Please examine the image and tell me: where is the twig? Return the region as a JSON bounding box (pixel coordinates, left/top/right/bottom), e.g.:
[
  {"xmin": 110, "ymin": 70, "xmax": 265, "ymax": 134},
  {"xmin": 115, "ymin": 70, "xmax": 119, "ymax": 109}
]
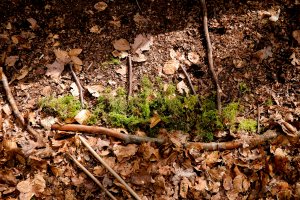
[
  {"xmin": 51, "ymin": 124, "xmax": 165, "ymax": 144},
  {"xmin": 87, "ymin": 61, "xmax": 93, "ymax": 71},
  {"xmin": 128, "ymin": 54, "xmax": 133, "ymax": 97},
  {"xmin": 79, "ymin": 136, "xmax": 142, "ymax": 200},
  {"xmin": 257, "ymin": 104, "xmax": 260, "ymax": 134},
  {"xmin": 0, "ymin": 67, "xmax": 45, "ymax": 145},
  {"xmin": 200, "ymin": 0, "xmax": 222, "ymax": 114},
  {"xmin": 135, "ymin": 0, "xmax": 142, "ymax": 12},
  {"xmin": 180, "ymin": 65, "xmax": 197, "ymax": 95},
  {"xmin": 70, "ymin": 64, "xmax": 84, "ymax": 108},
  {"xmin": 186, "ymin": 130, "xmax": 277, "ymax": 151},
  {"xmin": 68, "ymin": 153, "xmax": 117, "ymax": 200}
]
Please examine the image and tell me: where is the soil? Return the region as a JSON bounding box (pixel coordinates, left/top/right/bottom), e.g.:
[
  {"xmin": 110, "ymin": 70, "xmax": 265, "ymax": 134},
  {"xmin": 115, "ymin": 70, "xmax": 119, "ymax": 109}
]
[{"xmin": 0, "ymin": 0, "xmax": 300, "ymax": 199}]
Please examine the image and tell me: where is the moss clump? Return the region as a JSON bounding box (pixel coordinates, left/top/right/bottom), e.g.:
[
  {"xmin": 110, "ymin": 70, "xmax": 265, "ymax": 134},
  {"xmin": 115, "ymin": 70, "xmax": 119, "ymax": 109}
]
[
  {"xmin": 239, "ymin": 82, "xmax": 250, "ymax": 93},
  {"xmin": 40, "ymin": 95, "xmax": 81, "ymax": 120},
  {"xmin": 238, "ymin": 119, "xmax": 257, "ymax": 132},
  {"xmin": 222, "ymin": 102, "xmax": 239, "ymax": 125}
]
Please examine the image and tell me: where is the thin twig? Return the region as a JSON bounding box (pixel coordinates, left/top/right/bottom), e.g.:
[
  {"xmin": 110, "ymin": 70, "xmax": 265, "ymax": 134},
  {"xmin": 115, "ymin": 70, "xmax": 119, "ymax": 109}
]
[
  {"xmin": 68, "ymin": 153, "xmax": 117, "ymax": 200},
  {"xmin": 180, "ymin": 65, "xmax": 197, "ymax": 95},
  {"xmin": 51, "ymin": 124, "xmax": 165, "ymax": 144},
  {"xmin": 257, "ymin": 104, "xmax": 260, "ymax": 134},
  {"xmin": 187, "ymin": 130, "xmax": 277, "ymax": 151},
  {"xmin": 0, "ymin": 67, "xmax": 45, "ymax": 145},
  {"xmin": 200, "ymin": 0, "xmax": 222, "ymax": 114},
  {"xmin": 70, "ymin": 64, "xmax": 84, "ymax": 108},
  {"xmin": 135, "ymin": 0, "xmax": 142, "ymax": 12},
  {"xmin": 128, "ymin": 54, "xmax": 133, "ymax": 97},
  {"xmin": 87, "ymin": 61, "xmax": 93, "ymax": 71},
  {"xmin": 79, "ymin": 136, "xmax": 142, "ymax": 200}
]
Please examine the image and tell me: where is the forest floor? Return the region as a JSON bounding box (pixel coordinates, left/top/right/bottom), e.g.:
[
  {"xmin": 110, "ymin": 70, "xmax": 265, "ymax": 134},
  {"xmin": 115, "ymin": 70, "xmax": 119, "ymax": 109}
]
[{"xmin": 0, "ymin": 0, "xmax": 300, "ymax": 199}]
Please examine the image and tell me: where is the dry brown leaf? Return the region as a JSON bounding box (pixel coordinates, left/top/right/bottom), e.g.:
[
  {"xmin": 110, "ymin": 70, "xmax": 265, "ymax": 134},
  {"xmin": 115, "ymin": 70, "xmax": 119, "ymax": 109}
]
[
  {"xmin": 188, "ymin": 52, "xmax": 199, "ymax": 64},
  {"xmin": 85, "ymin": 85, "xmax": 104, "ymax": 98},
  {"xmin": 94, "ymin": 1, "xmax": 108, "ymax": 11},
  {"xmin": 150, "ymin": 114, "xmax": 161, "ymax": 128},
  {"xmin": 131, "ymin": 34, "xmax": 153, "ymax": 54},
  {"xmin": 5, "ymin": 56, "xmax": 19, "ymax": 67},
  {"xmin": 74, "ymin": 110, "xmax": 91, "ymax": 125},
  {"xmin": 27, "ymin": 18, "xmax": 38, "ymax": 29},
  {"xmin": 68, "ymin": 49, "xmax": 82, "ymax": 56},
  {"xmin": 46, "ymin": 60, "xmax": 65, "ymax": 80},
  {"xmin": 109, "ymin": 16, "xmax": 121, "ymax": 28},
  {"xmin": 293, "ymin": 30, "xmax": 300, "ymax": 45},
  {"xmin": 131, "ymin": 53, "xmax": 147, "ymax": 62},
  {"xmin": 163, "ymin": 59, "xmax": 179, "ymax": 75},
  {"xmin": 290, "ymin": 52, "xmax": 300, "ymax": 66},
  {"xmin": 54, "ymin": 49, "xmax": 70, "ymax": 64},
  {"xmin": 115, "ymin": 65, "xmax": 127, "ymax": 75},
  {"xmin": 113, "ymin": 144, "xmax": 138, "ymax": 161},
  {"xmin": 112, "ymin": 50, "xmax": 128, "ymax": 58},
  {"xmin": 253, "ymin": 46, "xmax": 272, "ymax": 62},
  {"xmin": 131, "ymin": 174, "xmax": 152, "ymax": 186},
  {"xmin": 133, "ymin": 13, "xmax": 148, "ymax": 25},
  {"xmin": 112, "ymin": 39, "xmax": 130, "ymax": 51},
  {"xmin": 70, "ymin": 56, "xmax": 83, "ymax": 65},
  {"xmin": 193, "ymin": 176, "xmax": 207, "ymax": 191},
  {"xmin": 226, "ymin": 189, "xmax": 239, "ymax": 200},
  {"xmin": 2, "ymin": 104, "xmax": 12, "ymax": 116},
  {"xmin": 14, "ymin": 65, "xmax": 30, "ymax": 80},
  {"xmin": 177, "ymin": 80, "xmax": 189, "ymax": 95},
  {"xmin": 139, "ymin": 142, "xmax": 160, "ymax": 161},
  {"xmin": 180, "ymin": 177, "xmax": 191, "ymax": 198},
  {"xmin": 223, "ymin": 174, "xmax": 233, "ymax": 190},
  {"xmin": 90, "ymin": 25, "xmax": 102, "ymax": 34}
]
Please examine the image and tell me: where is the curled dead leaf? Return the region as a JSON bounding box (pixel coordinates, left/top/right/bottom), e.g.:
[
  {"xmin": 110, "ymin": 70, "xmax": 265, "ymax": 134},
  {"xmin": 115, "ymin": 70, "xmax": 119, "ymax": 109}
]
[{"xmin": 74, "ymin": 110, "xmax": 91, "ymax": 125}]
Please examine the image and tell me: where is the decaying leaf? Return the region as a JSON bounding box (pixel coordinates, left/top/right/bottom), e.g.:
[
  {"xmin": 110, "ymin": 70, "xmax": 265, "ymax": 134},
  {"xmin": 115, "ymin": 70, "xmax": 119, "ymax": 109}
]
[
  {"xmin": 70, "ymin": 82, "xmax": 79, "ymax": 97},
  {"xmin": 131, "ymin": 34, "xmax": 153, "ymax": 54},
  {"xmin": 112, "ymin": 50, "xmax": 128, "ymax": 58},
  {"xmin": 46, "ymin": 60, "xmax": 65, "ymax": 80},
  {"xmin": 163, "ymin": 59, "xmax": 179, "ymax": 75},
  {"xmin": 94, "ymin": 1, "xmax": 108, "ymax": 11},
  {"xmin": 27, "ymin": 18, "xmax": 38, "ymax": 29},
  {"xmin": 40, "ymin": 116, "xmax": 57, "ymax": 130},
  {"xmin": 113, "ymin": 144, "xmax": 138, "ymax": 161},
  {"xmin": 68, "ymin": 49, "xmax": 82, "ymax": 57},
  {"xmin": 85, "ymin": 85, "xmax": 105, "ymax": 98},
  {"xmin": 253, "ymin": 46, "xmax": 272, "ymax": 62},
  {"xmin": 90, "ymin": 25, "xmax": 102, "ymax": 34},
  {"xmin": 177, "ymin": 80, "xmax": 189, "ymax": 95},
  {"xmin": 115, "ymin": 65, "xmax": 127, "ymax": 75},
  {"xmin": 70, "ymin": 56, "xmax": 83, "ymax": 65},
  {"xmin": 269, "ymin": 9, "xmax": 280, "ymax": 22},
  {"xmin": 5, "ymin": 56, "xmax": 19, "ymax": 67},
  {"xmin": 188, "ymin": 52, "xmax": 199, "ymax": 64},
  {"xmin": 133, "ymin": 13, "xmax": 148, "ymax": 25},
  {"xmin": 131, "ymin": 53, "xmax": 147, "ymax": 62},
  {"xmin": 150, "ymin": 114, "xmax": 161, "ymax": 128},
  {"xmin": 290, "ymin": 52, "xmax": 300, "ymax": 66},
  {"xmin": 293, "ymin": 30, "xmax": 300, "ymax": 45},
  {"xmin": 74, "ymin": 110, "xmax": 91, "ymax": 125},
  {"xmin": 54, "ymin": 49, "xmax": 70, "ymax": 64},
  {"xmin": 180, "ymin": 177, "xmax": 191, "ymax": 198},
  {"xmin": 112, "ymin": 39, "xmax": 130, "ymax": 51}
]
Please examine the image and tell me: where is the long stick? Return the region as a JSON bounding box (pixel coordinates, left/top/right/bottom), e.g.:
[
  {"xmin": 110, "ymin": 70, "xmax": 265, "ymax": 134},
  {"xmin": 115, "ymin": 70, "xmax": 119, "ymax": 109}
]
[
  {"xmin": 0, "ymin": 67, "xmax": 45, "ymax": 145},
  {"xmin": 79, "ymin": 136, "xmax": 142, "ymax": 200},
  {"xmin": 51, "ymin": 124, "xmax": 164, "ymax": 144},
  {"xmin": 70, "ymin": 64, "xmax": 84, "ymax": 108},
  {"xmin": 200, "ymin": 0, "xmax": 222, "ymax": 114},
  {"xmin": 128, "ymin": 55, "xmax": 133, "ymax": 97},
  {"xmin": 68, "ymin": 153, "xmax": 117, "ymax": 200}
]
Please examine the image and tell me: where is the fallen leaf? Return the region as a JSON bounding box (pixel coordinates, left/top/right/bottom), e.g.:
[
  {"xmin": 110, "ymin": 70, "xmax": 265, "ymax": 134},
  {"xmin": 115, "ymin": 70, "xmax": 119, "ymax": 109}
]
[
  {"xmin": 269, "ymin": 9, "xmax": 280, "ymax": 22},
  {"xmin": 70, "ymin": 82, "xmax": 79, "ymax": 96},
  {"xmin": 113, "ymin": 144, "xmax": 138, "ymax": 161},
  {"xmin": 109, "ymin": 16, "xmax": 121, "ymax": 28},
  {"xmin": 163, "ymin": 59, "xmax": 179, "ymax": 75},
  {"xmin": 54, "ymin": 49, "xmax": 70, "ymax": 64},
  {"xmin": 5, "ymin": 56, "xmax": 19, "ymax": 67},
  {"xmin": 133, "ymin": 13, "xmax": 148, "ymax": 25},
  {"xmin": 41, "ymin": 86, "xmax": 52, "ymax": 96},
  {"xmin": 11, "ymin": 35, "xmax": 19, "ymax": 44},
  {"xmin": 253, "ymin": 46, "xmax": 272, "ymax": 62},
  {"xmin": 292, "ymin": 30, "xmax": 300, "ymax": 45},
  {"xmin": 188, "ymin": 52, "xmax": 199, "ymax": 64},
  {"xmin": 131, "ymin": 34, "xmax": 153, "ymax": 54},
  {"xmin": 180, "ymin": 177, "xmax": 190, "ymax": 198},
  {"xmin": 68, "ymin": 49, "xmax": 82, "ymax": 56},
  {"xmin": 94, "ymin": 1, "xmax": 108, "ymax": 11},
  {"xmin": 46, "ymin": 60, "xmax": 65, "ymax": 80},
  {"xmin": 177, "ymin": 80, "xmax": 189, "ymax": 94},
  {"xmin": 27, "ymin": 18, "xmax": 38, "ymax": 29},
  {"xmin": 40, "ymin": 116, "xmax": 57, "ymax": 130},
  {"xmin": 290, "ymin": 52, "xmax": 300, "ymax": 66},
  {"xmin": 70, "ymin": 56, "xmax": 83, "ymax": 65},
  {"xmin": 150, "ymin": 114, "xmax": 161, "ymax": 128},
  {"xmin": 90, "ymin": 25, "xmax": 102, "ymax": 34},
  {"xmin": 131, "ymin": 53, "xmax": 147, "ymax": 62},
  {"xmin": 113, "ymin": 39, "xmax": 130, "ymax": 51},
  {"xmin": 112, "ymin": 50, "xmax": 128, "ymax": 58},
  {"xmin": 2, "ymin": 104, "xmax": 12, "ymax": 116},
  {"xmin": 223, "ymin": 174, "xmax": 233, "ymax": 190},
  {"xmin": 85, "ymin": 85, "xmax": 104, "ymax": 98},
  {"xmin": 115, "ymin": 65, "xmax": 127, "ymax": 75},
  {"xmin": 14, "ymin": 65, "xmax": 30, "ymax": 80},
  {"xmin": 74, "ymin": 110, "xmax": 91, "ymax": 125}
]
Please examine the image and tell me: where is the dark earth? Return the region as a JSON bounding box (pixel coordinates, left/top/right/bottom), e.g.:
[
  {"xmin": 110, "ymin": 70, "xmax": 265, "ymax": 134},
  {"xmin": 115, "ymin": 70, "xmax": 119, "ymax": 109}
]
[{"xmin": 0, "ymin": 0, "xmax": 300, "ymax": 199}]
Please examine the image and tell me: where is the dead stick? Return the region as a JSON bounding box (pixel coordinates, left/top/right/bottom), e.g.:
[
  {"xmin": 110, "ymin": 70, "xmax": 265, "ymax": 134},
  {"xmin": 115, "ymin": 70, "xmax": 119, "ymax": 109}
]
[
  {"xmin": 186, "ymin": 130, "xmax": 277, "ymax": 151},
  {"xmin": 70, "ymin": 64, "xmax": 84, "ymax": 108},
  {"xmin": 79, "ymin": 136, "xmax": 142, "ymax": 200},
  {"xmin": 200, "ymin": 0, "xmax": 222, "ymax": 114},
  {"xmin": 51, "ymin": 124, "xmax": 165, "ymax": 144},
  {"xmin": 68, "ymin": 153, "xmax": 117, "ymax": 200},
  {"xmin": 0, "ymin": 67, "xmax": 45, "ymax": 144},
  {"xmin": 180, "ymin": 65, "xmax": 197, "ymax": 95},
  {"xmin": 128, "ymin": 54, "xmax": 133, "ymax": 97},
  {"xmin": 257, "ymin": 104, "xmax": 260, "ymax": 134}
]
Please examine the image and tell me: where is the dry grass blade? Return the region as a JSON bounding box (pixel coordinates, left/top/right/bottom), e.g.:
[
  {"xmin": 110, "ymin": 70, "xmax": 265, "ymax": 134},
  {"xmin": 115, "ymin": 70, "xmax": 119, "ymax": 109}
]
[
  {"xmin": 68, "ymin": 153, "xmax": 117, "ymax": 200},
  {"xmin": 79, "ymin": 135, "xmax": 142, "ymax": 200}
]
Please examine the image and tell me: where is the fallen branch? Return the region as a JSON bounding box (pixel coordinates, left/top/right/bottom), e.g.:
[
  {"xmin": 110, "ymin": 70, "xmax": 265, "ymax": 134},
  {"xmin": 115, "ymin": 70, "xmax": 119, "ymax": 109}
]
[
  {"xmin": 79, "ymin": 136, "xmax": 142, "ymax": 200},
  {"xmin": 128, "ymin": 54, "xmax": 133, "ymax": 97},
  {"xmin": 180, "ymin": 65, "xmax": 197, "ymax": 95},
  {"xmin": 200, "ymin": 0, "xmax": 222, "ymax": 114},
  {"xmin": 68, "ymin": 153, "xmax": 117, "ymax": 200},
  {"xmin": 186, "ymin": 130, "xmax": 277, "ymax": 151},
  {"xmin": 70, "ymin": 64, "xmax": 84, "ymax": 108},
  {"xmin": 0, "ymin": 67, "xmax": 45, "ymax": 145},
  {"xmin": 51, "ymin": 124, "xmax": 165, "ymax": 144}
]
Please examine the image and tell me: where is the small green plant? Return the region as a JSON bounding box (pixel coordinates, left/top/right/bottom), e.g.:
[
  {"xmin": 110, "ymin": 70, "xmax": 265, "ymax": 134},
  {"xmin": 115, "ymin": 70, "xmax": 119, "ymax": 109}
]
[
  {"xmin": 40, "ymin": 95, "xmax": 81, "ymax": 120},
  {"xmin": 238, "ymin": 119, "xmax": 257, "ymax": 132},
  {"xmin": 222, "ymin": 102, "xmax": 239, "ymax": 125},
  {"xmin": 238, "ymin": 82, "xmax": 249, "ymax": 93},
  {"xmin": 265, "ymin": 98, "xmax": 273, "ymax": 106},
  {"xmin": 102, "ymin": 57, "xmax": 121, "ymax": 65}
]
